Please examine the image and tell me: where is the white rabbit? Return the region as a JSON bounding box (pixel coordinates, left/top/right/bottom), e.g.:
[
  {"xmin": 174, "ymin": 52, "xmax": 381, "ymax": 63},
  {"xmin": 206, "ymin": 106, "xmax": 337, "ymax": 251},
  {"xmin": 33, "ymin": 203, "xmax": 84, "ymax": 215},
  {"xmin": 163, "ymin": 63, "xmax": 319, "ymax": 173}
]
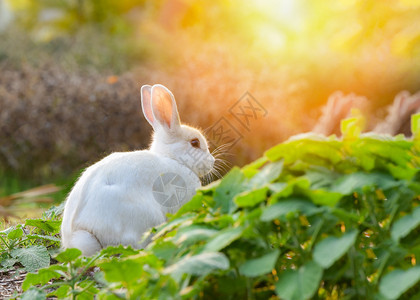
[{"xmin": 61, "ymin": 84, "xmax": 215, "ymax": 256}]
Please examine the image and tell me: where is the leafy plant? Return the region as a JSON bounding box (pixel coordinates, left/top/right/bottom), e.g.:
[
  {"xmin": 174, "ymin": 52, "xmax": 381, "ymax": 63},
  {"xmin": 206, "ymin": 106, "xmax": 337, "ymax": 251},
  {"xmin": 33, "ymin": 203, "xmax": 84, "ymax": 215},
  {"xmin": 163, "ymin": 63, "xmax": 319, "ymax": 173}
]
[
  {"xmin": 20, "ymin": 115, "xmax": 420, "ymax": 299},
  {"xmin": 0, "ymin": 208, "xmax": 62, "ymax": 273}
]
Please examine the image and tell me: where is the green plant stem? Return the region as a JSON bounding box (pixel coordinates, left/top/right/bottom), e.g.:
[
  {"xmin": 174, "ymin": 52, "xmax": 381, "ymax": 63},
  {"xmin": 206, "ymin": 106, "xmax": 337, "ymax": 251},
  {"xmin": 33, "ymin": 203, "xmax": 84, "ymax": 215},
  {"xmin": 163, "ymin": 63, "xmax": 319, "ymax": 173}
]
[
  {"xmin": 74, "ymin": 280, "xmax": 95, "ymax": 297},
  {"xmin": 307, "ymin": 218, "xmax": 324, "ymax": 252},
  {"xmin": 373, "ymin": 252, "xmax": 390, "ymax": 285},
  {"xmin": 386, "ymin": 199, "xmax": 400, "ymax": 230},
  {"xmin": 0, "ymin": 235, "xmax": 10, "ymax": 249},
  {"xmin": 349, "ymin": 246, "xmax": 362, "ymax": 298},
  {"xmin": 73, "ymin": 252, "xmax": 102, "ymax": 283},
  {"xmin": 362, "ymin": 191, "xmax": 382, "ymax": 234},
  {"xmin": 40, "ymin": 281, "xmax": 69, "ymax": 290}
]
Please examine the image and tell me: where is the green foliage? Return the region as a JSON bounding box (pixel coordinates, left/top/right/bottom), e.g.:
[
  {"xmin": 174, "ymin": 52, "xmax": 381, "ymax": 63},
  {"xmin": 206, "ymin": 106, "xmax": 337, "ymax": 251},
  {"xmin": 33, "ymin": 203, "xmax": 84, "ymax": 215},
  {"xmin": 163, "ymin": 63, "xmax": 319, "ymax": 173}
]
[
  {"xmin": 0, "ymin": 214, "xmax": 61, "ymax": 273},
  {"xmin": 16, "ymin": 119, "xmax": 420, "ymax": 299},
  {"xmin": 275, "ymin": 261, "xmax": 323, "ymax": 300}
]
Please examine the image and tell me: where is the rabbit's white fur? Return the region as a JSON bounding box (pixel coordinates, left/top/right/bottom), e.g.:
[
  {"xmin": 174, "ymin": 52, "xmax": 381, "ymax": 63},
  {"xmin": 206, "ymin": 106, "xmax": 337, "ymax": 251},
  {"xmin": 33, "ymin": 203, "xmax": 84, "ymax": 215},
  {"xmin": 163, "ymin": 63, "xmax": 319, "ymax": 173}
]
[{"xmin": 61, "ymin": 84, "xmax": 214, "ymax": 256}]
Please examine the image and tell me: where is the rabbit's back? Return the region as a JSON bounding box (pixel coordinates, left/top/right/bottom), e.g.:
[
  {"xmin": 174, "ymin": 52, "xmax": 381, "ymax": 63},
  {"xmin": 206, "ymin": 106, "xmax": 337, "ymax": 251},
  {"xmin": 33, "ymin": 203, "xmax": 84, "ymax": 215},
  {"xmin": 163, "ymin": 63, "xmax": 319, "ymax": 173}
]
[{"xmin": 61, "ymin": 150, "xmax": 200, "ymax": 250}]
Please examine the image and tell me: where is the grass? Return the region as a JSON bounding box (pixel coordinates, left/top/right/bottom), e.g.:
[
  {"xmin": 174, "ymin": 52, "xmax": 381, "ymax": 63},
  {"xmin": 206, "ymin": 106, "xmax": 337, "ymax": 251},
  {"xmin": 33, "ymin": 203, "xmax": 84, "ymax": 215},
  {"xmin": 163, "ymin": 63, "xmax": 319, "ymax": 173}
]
[{"xmin": 0, "ymin": 172, "xmax": 74, "ymax": 227}]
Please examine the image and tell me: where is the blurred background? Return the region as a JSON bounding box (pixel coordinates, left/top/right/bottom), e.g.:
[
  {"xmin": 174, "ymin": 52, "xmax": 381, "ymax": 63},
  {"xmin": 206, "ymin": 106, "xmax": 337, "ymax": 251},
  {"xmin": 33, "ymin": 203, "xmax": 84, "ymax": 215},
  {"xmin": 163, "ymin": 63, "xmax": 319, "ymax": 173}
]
[{"xmin": 1, "ymin": 0, "xmax": 420, "ymax": 219}]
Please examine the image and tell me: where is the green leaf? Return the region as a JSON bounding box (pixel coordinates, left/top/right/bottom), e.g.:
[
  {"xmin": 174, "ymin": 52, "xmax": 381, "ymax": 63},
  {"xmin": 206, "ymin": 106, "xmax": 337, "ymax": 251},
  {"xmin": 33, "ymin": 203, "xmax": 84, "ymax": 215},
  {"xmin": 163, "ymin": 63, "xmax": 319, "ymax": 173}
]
[
  {"xmin": 22, "ymin": 268, "xmax": 62, "ymax": 291},
  {"xmin": 341, "ymin": 116, "xmax": 363, "ymax": 140},
  {"xmin": 275, "ymin": 261, "xmax": 323, "ymax": 300},
  {"xmin": 214, "ymin": 167, "xmax": 246, "ymax": 213},
  {"xmin": 247, "ymin": 160, "xmax": 283, "ymax": 188},
  {"xmin": 203, "ymin": 226, "xmax": 243, "ymax": 252},
  {"xmin": 239, "ymin": 249, "xmax": 280, "ymax": 277},
  {"xmin": 313, "ymin": 230, "xmax": 358, "ymax": 268},
  {"xmin": 26, "ymin": 234, "xmax": 61, "ymax": 242},
  {"xmin": 55, "ymin": 248, "xmax": 82, "ymax": 263},
  {"xmin": 242, "ymin": 156, "xmax": 269, "ymax": 178},
  {"xmin": 11, "ymin": 245, "xmax": 50, "ymax": 272},
  {"xmin": 21, "ymin": 287, "xmax": 47, "ymax": 300},
  {"xmin": 154, "ymin": 214, "xmax": 196, "ymax": 239},
  {"xmin": 164, "ymin": 252, "xmax": 229, "ymax": 277},
  {"xmin": 78, "ymin": 279, "xmax": 99, "ymax": 300},
  {"xmin": 379, "ymin": 266, "xmax": 420, "ymax": 299},
  {"xmin": 260, "ymin": 198, "xmax": 320, "ymax": 222},
  {"xmin": 100, "ymin": 258, "xmax": 143, "ymax": 284},
  {"xmin": 234, "ymin": 187, "xmax": 268, "ymax": 207},
  {"xmin": 1, "ymin": 257, "xmax": 18, "ymax": 268},
  {"xmin": 25, "ymin": 219, "xmax": 62, "ymax": 234},
  {"xmin": 175, "ymin": 226, "xmax": 218, "ymax": 245},
  {"xmin": 391, "ymin": 206, "xmax": 420, "ymax": 242},
  {"xmin": 150, "ymin": 241, "xmax": 178, "ymax": 260},
  {"xmin": 48, "ymin": 285, "xmax": 71, "ymax": 298},
  {"xmin": 331, "ymin": 172, "xmax": 398, "ymax": 195},
  {"xmin": 306, "ymin": 189, "xmax": 342, "ymax": 207},
  {"xmin": 270, "ymin": 177, "xmax": 311, "ymax": 200},
  {"xmin": 7, "ymin": 227, "xmax": 24, "ymax": 240},
  {"xmin": 173, "ymin": 193, "xmax": 205, "ymax": 218},
  {"xmin": 100, "ymin": 245, "xmax": 139, "ymax": 257}
]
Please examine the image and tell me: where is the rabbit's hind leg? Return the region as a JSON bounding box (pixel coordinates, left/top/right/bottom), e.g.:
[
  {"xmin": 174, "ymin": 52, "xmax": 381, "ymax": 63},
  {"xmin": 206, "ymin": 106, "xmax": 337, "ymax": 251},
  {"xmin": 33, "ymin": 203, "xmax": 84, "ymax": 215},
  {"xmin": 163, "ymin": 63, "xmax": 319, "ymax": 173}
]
[{"xmin": 69, "ymin": 230, "xmax": 102, "ymax": 256}]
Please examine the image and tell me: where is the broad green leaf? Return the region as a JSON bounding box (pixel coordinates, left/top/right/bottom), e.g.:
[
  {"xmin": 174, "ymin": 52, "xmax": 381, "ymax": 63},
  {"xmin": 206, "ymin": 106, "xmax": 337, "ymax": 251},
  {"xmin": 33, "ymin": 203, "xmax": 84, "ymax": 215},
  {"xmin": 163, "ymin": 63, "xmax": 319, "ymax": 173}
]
[
  {"xmin": 150, "ymin": 241, "xmax": 178, "ymax": 260},
  {"xmin": 239, "ymin": 249, "xmax": 280, "ymax": 277},
  {"xmin": 265, "ymin": 143, "xmax": 290, "ymax": 162},
  {"xmin": 154, "ymin": 214, "xmax": 196, "ymax": 239},
  {"xmin": 22, "ymin": 268, "xmax": 62, "ymax": 291},
  {"xmin": 234, "ymin": 187, "xmax": 268, "ymax": 207},
  {"xmin": 391, "ymin": 206, "xmax": 420, "ymax": 242},
  {"xmin": 203, "ymin": 226, "xmax": 243, "ymax": 252},
  {"xmin": 48, "ymin": 285, "xmax": 71, "ymax": 298},
  {"xmin": 26, "ymin": 234, "xmax": 61, "ymax": 242},
  {"xmin": 331, "ymin": 172, "xmax": 399, "ymax": 195},
  {"xmin": 261, "ymin": 198, "xmax": 320, "ymax": 222},
  {"xmin": 100, "ymin": 245, "xmax": 139, "ymax": 257},
  {"xmin": 275, "ymin": 261, "xmax": 323, "ymax": 300},
  {"xmin": 21, "ymin": 287, "xmax": 46, "ymax": 300},
  {"xmin": 305, "ymin": 168, "xmax": 339, "ymax": 189},
  {"xmin": 7, "ymin": 227, "xmax": 24, "ymax": 240},
  {"xmin": 173, "ymin": 193, "xmax": 205, "ymax": 218},
  {"xmin": 247, "ymin": 160, "xmax": 283, "ymax": 188},
  {"xmin": 25, "ymin": 219, "xmax": 62, "ymax": 234},
  {"xmin": 175, "ymin": 226, "xmax": 218, "ymax": 245},
  {"xmin": 331, "ymin": 208, "xmax": 361, "ymax": 223},
  {"xmin": 387, "ymin": 163, "xmax": 418, "ymax": 180},
  {"xmin": 11, "ymin": 246, "xmax": 50, "ymax": 272},
  {"xmin": 55, "ymin": 248, "xmax": 82, "ymax": 263},
  {"xmin": 242, "ymin": 156, "xmax": 269, "ymax": 178},
  {"xmin": 306, "ymin": 189, "xmax": 342, "ymax": 207},
  {"xmin": 1, "ymin": 258, "xmax": 17, "ymax": 268},
  {"xmin": 100, "ymin": 258, "xmax": 143, "ymax": 284},
  {"xmin": 313, "ymin": 230, "xmax": 358, "ymax": 268},
  {"xmin": 163, "ymin": 252, "xmax": 229, "ymax": 277},
  {"xmin": 379, "ymin": 266, "xmax": 420, "ymax": 299},
  {"xmin": 270, "ymin": 177, "xmax": 311, "ymax": 200},
  {"xmin": 78, "ymin": 279, "xmax": 99, "ymax": 300},
  {"xmin": 214, "ymin": 167, "xmax": 246, "ymax": 213}
]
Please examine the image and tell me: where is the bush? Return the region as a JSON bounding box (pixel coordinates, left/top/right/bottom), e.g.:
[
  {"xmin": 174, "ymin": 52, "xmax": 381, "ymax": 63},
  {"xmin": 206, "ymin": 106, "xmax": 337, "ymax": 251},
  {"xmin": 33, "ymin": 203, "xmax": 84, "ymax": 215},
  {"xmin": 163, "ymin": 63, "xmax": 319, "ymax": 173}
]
[
  {"xmin": 17, "ymin": 115, "xmax": 420, "ymax": 299},
  {"xmin": 0, "ymin": 61, "xmax": 151, "ymax": 179}
]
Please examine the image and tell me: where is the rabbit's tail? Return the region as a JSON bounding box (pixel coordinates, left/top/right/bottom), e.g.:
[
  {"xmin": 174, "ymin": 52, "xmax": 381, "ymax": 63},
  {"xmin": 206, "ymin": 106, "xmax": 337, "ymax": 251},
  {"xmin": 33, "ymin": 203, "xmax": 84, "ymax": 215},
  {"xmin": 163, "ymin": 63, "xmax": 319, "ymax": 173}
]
[{"xmin": 67, "ymin": 230, "xmax": 102, "ymax": 256}]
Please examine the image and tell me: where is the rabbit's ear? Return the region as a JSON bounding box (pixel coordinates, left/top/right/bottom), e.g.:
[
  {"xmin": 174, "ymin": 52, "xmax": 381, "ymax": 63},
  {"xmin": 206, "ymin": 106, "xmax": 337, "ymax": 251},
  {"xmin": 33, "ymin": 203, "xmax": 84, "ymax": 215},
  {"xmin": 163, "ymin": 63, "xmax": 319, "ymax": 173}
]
[
  {"xmin": 151, "ymin": 84, "xmax": 181, "ymax": 131},
  {"xmin": 141, "ymin": 85, "xmax": 154, "ymax": 127}
]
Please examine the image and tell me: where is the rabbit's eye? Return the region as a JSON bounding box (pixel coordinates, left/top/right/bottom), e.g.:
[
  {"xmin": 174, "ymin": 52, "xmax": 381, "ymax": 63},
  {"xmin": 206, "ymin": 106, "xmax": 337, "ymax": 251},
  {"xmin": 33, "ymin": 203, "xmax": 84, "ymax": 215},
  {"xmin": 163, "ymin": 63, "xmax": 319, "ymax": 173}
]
[{"xmin": 190, "ymin": 138, "xmax": 200, "ymax": 148}]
